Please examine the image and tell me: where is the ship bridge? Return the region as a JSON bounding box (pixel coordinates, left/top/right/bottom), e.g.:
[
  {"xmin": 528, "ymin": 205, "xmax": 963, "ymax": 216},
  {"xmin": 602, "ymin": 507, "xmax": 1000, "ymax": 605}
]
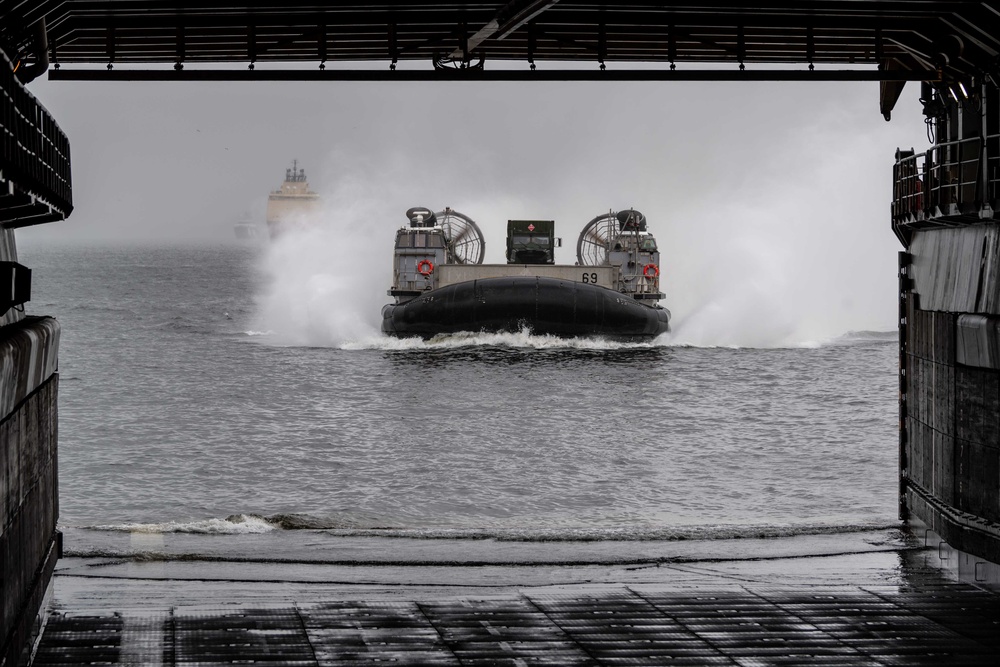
[{"xmin": 3, "ymin": 2, "xmax": 1000, "ymax": 665}]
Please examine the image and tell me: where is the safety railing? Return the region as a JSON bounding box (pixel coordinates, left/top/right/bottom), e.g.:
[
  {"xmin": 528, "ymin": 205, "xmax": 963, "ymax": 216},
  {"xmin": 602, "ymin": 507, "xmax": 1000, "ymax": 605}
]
[
  {"xmin": 892, "ymin": 134, "xmax": 1000, "ymax": 228},
  {"xmin": 988, "ymin": 138, "xmax": 1000, "ymax": 206},
  {"xmin": 1, "ymin": 51, "xmax": 72, "ymax": 227},
  {"xmin": 893, "ymin": 150, "xmax": 924, "ymax": 220}
]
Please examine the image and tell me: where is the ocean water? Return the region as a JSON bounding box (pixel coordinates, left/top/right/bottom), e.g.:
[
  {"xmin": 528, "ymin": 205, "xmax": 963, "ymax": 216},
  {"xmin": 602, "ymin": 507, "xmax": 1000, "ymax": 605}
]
[{"xmin": 21, "ymin": 241, "xmax": 900, "ymax": 558}]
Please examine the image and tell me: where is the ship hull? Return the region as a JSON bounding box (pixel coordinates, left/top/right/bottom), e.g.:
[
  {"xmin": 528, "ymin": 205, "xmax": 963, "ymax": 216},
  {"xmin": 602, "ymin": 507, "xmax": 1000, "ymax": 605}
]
[{"xmin": 382, "ymin": 276, "xmax": 670, "ymax": 339}]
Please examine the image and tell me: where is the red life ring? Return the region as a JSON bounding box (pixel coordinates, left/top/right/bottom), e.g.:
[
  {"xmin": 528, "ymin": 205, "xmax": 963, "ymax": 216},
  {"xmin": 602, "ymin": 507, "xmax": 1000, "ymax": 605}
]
[
  {"xmin": 417, "ymin": 259, "xmax": 434, "ymax": 276},
  {"xmin": 643, "ymin": 263, "xmax": 659, "ymax": 278}
]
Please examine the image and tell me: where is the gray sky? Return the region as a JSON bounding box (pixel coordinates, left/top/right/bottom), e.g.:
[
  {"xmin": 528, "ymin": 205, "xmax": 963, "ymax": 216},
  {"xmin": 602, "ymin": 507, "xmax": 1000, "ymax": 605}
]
[{"xmin": 19, "ymin": 75, "xmax": 929, "ymax": 341}]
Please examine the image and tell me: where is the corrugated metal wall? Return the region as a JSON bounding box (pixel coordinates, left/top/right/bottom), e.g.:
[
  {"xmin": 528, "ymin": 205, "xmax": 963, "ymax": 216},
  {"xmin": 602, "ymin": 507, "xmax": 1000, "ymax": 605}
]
[
  {"xmin": 905, "ymin": 226, "xmax": 1000, "ymax": 563},
  {"xmin": 0, "ymin": 375, "xmax": 58, "ymax": 667},
  {"xmin": 0, "ymin": 234, "xmax": 61, "ymax": 664},
  {"xmin": 910, "ymin": 226, "xmax": 1000, "ymax": 314}
]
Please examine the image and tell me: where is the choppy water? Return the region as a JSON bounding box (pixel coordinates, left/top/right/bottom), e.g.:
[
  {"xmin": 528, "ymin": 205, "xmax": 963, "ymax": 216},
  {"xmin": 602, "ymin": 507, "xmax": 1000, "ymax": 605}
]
[{"xmin": 21, "ymin": 241, "xmax": 900, "ymax": 554}]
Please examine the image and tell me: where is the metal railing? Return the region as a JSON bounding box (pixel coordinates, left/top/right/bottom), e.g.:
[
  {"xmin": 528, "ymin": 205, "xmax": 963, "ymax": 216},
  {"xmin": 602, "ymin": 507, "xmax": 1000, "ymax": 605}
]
[
  {"xmin": 892, "ymin": 133, "xmax": 1000, "ymax": 228},
  {"xmin": 1, "ymin": 52, "xmax": 72, "ymax": 227}
]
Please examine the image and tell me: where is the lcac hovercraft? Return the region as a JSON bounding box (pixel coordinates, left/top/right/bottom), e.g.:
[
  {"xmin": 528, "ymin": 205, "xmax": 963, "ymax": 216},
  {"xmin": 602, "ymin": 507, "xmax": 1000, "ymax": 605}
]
[{"xmin": 380, "ymin": 207, "xmax": 671, "ymax": 339}]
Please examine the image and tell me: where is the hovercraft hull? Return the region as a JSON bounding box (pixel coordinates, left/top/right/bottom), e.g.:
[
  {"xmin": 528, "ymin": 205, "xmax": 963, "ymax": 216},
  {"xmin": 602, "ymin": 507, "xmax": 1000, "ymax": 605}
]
[{"xmin": 382, "ymin": 276, "xmax": 670, "ymax": 339}]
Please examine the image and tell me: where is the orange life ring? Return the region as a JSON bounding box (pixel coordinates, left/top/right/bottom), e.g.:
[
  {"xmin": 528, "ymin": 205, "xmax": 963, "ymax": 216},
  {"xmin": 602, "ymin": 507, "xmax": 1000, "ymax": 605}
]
[
  {"xmin": 417, "ymin": 259, "xmax": 434, "ymax": 276},
  {"xmin": 643, "ymin": 263, "xmax": 659, "ymax": 278}
]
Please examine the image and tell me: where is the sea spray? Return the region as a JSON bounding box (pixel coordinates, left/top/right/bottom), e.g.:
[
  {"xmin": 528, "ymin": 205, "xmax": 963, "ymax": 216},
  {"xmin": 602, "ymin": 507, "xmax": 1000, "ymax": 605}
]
[
  {"xmin": 254, "ymin": 208, "xmax": 387, "ymax": 347},
  {"xmin": 251, "ymin": 156, "xmax": 535, "ymax": 347}
]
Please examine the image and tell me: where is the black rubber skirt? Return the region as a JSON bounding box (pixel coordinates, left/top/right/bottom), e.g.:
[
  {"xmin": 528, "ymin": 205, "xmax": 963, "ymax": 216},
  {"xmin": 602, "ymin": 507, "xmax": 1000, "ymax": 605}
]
[{"xmin": 381, "ymin": 276, "xmax": 670, "ymax": 339}]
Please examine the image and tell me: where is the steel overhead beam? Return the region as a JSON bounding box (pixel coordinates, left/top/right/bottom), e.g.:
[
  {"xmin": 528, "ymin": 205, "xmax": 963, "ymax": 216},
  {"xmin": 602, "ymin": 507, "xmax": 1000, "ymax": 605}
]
[
  {"xmin": 47, "ymin": 67, "xmax": 939, "ymax": 82},
  {"xmin": 495, "ymin": 0, "xmax": 559, "ymax": 41},
  {"xmin": 455, "ymin": 19, "xmax": 498, "ymax": 58},
  {"xmin": 451, "ymin": 0, "xmax": 560, "ymax": 60},
  {"xmin": 19, "ymin": 3, "xmax": 995, "ymax": 80}
]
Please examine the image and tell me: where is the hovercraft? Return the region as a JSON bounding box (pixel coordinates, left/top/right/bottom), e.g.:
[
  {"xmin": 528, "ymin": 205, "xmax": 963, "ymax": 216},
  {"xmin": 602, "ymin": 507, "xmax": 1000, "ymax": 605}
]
[{"xmin": 381, "ymin": 207, "xmax": 670, "ymax": 339}]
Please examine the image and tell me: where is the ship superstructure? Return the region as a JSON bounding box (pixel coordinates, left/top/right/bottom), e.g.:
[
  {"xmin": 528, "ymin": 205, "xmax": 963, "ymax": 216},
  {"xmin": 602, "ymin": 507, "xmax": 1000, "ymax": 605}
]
[
  {"xmin": 381, "ymin": 207, "xmax": 670, "ymax": 338},
  {"xmin": 266, "ymin": 160, "xmax": 320, "ymax": 238}
]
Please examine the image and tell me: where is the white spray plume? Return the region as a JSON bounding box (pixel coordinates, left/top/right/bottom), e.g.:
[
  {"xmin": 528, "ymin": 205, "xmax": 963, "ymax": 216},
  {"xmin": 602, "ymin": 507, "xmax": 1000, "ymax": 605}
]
[
  {"xmin": 657, "ymin": 108, "xmax": 907, "ymax": 348},
  {"xmin": 254, "ymin": 202, "xmax": 386, "ymax": 347},
  {"xmin": 252, "ymin": 159, "xmax": 393, "ymax": 347}
]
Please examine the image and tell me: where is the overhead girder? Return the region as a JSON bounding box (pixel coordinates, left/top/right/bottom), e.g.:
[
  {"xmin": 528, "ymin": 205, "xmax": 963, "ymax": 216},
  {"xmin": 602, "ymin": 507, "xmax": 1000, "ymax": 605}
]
[
  {"xmin": 41, "ymin": 24, "xmax": 922, "ymax": 61},
  {"xmin": 46, "ymin": 68, "xmax": 934, "ymax": 82},
  {"xmin": 1, "ymin": 1, "xmax": 998, "ymax": 83}
]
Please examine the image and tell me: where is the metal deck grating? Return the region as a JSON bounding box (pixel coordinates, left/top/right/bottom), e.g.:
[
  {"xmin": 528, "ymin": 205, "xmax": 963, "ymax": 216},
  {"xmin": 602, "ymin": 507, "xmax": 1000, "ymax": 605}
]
[
  {"xmin": 301, "ymin": 602, "xmax": 457, "ymax": 665},
  {"xmin": 33, "ymin": 585, "xmax": 1000, "ymax": 665},
  {"xmin": 171, "ymin": 608, "xmax": 317, "ymax": 666},
  {"xmin": 32, "ymin": 612, "xmax": 124, "ymax": 666},
  {"xmin": 417, "ymin": 598, "xmax": 594, "ymax": 665}
]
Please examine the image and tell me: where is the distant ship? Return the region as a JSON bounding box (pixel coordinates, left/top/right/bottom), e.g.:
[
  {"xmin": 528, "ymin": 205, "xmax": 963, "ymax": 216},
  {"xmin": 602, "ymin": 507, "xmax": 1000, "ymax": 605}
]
[
  {"xmin": 381, "ymin": 207, "xmax": 670, "ymax": 339},
  {"xmin": 233, "ymin": 212, "xmax": 259, "ymax": 240},
  {"xmin": 266, "ymin": 160, "xmax": 320, "ymax": 238}
]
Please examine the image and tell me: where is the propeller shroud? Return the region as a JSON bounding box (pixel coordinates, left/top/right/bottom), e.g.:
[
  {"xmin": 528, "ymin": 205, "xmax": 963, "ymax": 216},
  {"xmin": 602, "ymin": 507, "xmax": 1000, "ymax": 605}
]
[
  {"xmin": 577, "ymin": 212, "xmax": 619, "ymax": 266},
  {"xmin": 437, "ymin": 208, "xmax": 486, "ymax": 265}
]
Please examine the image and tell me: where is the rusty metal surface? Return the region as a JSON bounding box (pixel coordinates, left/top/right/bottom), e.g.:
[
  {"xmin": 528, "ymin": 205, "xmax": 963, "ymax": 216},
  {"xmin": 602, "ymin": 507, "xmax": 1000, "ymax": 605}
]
[{"xmin": 33, "ymin": 585, "xmax": 1000, "ymax": 666}]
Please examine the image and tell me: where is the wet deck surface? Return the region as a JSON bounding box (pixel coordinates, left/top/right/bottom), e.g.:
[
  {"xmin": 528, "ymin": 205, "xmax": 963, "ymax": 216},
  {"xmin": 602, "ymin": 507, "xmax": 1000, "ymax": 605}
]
[
  {"xmin": 33, "ymin": 532, "xmax": 1000, "ymax": 665},
  {"xmin": 35, "ymin": 585, "xmax": 1000, "ymax": 666}
]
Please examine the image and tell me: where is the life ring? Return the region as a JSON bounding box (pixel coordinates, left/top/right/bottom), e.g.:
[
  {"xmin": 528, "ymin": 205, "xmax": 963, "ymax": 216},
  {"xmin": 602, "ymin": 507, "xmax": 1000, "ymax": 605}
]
[
  {"xmin": 417, "ymin": 259, "xmax": 434, "ymax": 276},
  {"xmin": 643, "ymin": 263, "xmax": 659, "ymax": 278}
]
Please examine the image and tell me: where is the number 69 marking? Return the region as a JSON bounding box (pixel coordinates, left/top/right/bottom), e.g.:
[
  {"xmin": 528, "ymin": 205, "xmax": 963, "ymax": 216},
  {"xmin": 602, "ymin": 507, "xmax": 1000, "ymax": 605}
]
[{"xmin": 581, "ymin": 272, "xmax": 598, "ymax": 283}]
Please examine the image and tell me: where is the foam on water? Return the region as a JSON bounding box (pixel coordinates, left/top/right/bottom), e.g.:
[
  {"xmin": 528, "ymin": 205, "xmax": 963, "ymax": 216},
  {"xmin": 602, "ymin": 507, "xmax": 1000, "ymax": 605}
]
[
  {"xmin": 287, "ymin": 323, "xmax": 896, "ymax": 353},
  {"xmin": 90, "ymin": 514, "xmax": 279, "ymax": 535},
  {"xmin": 80, "ymin": 513, "xmax": 900, "ymax": 542},
  {"xmin": 320, "ymin": 521, "xmax": 903, "ymax": 543},
  {"xmin": 341, "ymin": 328, "xmax": 661, "ymax": 352}
]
